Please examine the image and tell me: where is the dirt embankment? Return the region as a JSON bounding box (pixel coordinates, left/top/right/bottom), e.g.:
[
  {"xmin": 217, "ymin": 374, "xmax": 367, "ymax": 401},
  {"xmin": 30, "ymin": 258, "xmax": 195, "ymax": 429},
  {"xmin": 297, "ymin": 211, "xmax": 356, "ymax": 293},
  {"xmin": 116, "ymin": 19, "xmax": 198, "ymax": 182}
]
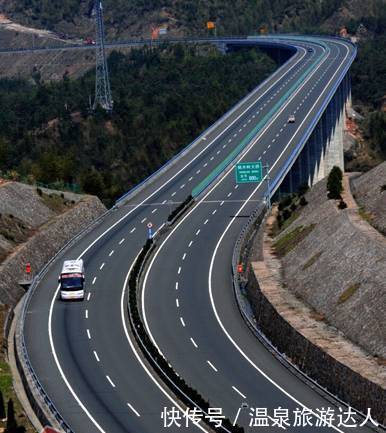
[{"xmin": 0, "ymin": 181, "xmax": 106, "ymax": 306}]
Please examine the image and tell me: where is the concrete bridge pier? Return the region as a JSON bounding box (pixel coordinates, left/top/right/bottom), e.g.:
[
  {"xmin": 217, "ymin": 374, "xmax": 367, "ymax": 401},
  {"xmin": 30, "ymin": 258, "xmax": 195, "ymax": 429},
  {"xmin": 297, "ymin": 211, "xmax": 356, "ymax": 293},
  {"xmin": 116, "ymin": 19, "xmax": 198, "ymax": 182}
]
[{"xmin": 275, "ymin": 73, "xmax": 350, "ymax": 198}]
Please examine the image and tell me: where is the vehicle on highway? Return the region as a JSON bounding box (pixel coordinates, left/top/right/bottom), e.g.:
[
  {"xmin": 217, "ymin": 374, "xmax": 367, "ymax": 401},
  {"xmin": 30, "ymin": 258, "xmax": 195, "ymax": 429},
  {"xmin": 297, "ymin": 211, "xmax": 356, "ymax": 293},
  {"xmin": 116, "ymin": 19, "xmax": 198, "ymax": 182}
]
[
  {"xmin": 84, "ymin": 37, "xmax": 96, "ymax": 45},
  {"xmin": 288, "ymin": 114, "xmax": 296, "ymax": 123},
  {"xmin": 59, "ymin": 260, "xmax": 85, "ymax": 300}
]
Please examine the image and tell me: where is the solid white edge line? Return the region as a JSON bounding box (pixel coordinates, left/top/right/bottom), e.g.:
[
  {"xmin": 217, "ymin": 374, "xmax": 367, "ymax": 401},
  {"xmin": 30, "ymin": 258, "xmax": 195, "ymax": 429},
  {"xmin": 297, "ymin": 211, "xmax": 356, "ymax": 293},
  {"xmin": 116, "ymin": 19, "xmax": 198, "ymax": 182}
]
[
  {"xmin": 75, "ymin": 49, "xmax": 306, "ymax": 266},
  {"xmin": 45, "ymin": 41, "xmax": 338, "ymax": 433},
  {"xmin": 142, "ymin": 40, "xmax": 349, "ymax": 433},
  {"xmin": 142, "ymin": 42, "xmax": 330, "ymax": 351}
]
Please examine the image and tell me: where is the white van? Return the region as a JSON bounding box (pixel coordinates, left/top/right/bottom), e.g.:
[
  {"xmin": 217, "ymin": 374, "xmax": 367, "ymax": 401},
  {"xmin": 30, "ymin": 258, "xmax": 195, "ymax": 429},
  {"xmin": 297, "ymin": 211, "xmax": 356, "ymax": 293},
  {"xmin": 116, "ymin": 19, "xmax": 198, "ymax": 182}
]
[{"xmin": 59, "ymin": 260, "xmax": 85, "ymax": 300}]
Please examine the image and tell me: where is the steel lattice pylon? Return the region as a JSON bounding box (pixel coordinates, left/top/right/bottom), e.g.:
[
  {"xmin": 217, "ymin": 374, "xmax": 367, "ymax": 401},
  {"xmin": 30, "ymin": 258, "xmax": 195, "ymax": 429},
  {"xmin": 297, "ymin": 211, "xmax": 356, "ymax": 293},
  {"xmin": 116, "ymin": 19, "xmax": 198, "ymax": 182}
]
[{"xmin": 93, "ymin": 0, "xmax": 113, "ymax": 112}]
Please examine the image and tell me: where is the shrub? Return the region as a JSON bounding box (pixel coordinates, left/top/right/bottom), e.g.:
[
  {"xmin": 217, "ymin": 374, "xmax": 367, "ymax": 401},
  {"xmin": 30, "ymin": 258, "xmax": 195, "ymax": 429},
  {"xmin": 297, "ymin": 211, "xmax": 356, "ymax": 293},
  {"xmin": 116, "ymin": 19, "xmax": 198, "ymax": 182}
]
[
  {"xmin": 36, "ymin": 187, "xmax": 43, "ymax": 196},
  {"xmin": 298, "ymin": 183, "xmax": 309, "ymax": 196},
  {"xmin": 282, "ymin": 209, "xmax": 292, "ymax": 221},
  {"xmin": 327, "ymin": 166, "xmax": 343, "ymax": 200},
  {"xmin": 381, "ymin": 184, "xmax": 386, "ymax": 192},
  {"xmin": 278, "ymin": 195, "xmax": 292, "ymax": 211},
  {"xmin": 338, "ymin": 200, "xmax": 347, "ymax": 209},
  {"xmin": 299, "ymin": 196, "xmax": 308, "ymax": 206}
]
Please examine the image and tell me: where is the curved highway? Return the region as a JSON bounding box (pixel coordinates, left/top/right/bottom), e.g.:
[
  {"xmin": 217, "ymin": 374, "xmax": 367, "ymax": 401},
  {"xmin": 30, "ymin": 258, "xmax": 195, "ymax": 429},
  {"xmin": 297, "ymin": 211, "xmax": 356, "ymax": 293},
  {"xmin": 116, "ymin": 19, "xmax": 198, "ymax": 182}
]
[{"xmin": 21, "ymin": 36, "xmax": 369, "ymax": 433}]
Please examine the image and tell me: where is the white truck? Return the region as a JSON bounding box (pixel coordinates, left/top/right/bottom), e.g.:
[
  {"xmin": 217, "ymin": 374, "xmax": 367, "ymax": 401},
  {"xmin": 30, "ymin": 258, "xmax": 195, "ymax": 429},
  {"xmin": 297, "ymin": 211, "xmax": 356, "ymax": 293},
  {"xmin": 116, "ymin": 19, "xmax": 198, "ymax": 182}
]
[{"xmin": 59, "ymin": 260, "xmax": 85, "ymax": 300}]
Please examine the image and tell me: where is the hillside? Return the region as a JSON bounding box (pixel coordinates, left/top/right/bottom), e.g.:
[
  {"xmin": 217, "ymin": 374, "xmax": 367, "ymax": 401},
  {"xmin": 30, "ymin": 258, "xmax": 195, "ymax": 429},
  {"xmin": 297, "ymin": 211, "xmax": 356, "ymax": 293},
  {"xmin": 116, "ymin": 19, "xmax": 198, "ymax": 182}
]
[
  {"xmin": 0, "ymin": 180, "xmax": 106, "ymax": 305},
  {"xmin": 1, "ymin": 0, "xmax": 385, "ymax": 39},
  {"xmin": 272, "ymin": 165, "xmax": 386, "ymax": 359},
  {"xmin": 0, "ymin": 44, "xmax": 276, "ymax": 206}
]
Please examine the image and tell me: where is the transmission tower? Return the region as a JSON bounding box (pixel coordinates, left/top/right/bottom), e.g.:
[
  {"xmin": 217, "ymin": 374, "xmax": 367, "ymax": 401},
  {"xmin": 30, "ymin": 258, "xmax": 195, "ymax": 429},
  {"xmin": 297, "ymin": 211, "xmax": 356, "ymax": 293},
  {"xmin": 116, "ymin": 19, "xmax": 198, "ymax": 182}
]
[{"xmin": 93, "ymin": 0, "xmax": 113, "ymax": 112}]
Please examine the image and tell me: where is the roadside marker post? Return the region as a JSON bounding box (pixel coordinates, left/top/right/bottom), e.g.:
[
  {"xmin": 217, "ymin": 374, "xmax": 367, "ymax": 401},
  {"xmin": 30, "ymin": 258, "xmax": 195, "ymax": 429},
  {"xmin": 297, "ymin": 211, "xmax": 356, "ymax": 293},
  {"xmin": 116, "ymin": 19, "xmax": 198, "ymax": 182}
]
[{"xmin": 147, "ymin": 222, "xmax": 153, "ymax": 239}]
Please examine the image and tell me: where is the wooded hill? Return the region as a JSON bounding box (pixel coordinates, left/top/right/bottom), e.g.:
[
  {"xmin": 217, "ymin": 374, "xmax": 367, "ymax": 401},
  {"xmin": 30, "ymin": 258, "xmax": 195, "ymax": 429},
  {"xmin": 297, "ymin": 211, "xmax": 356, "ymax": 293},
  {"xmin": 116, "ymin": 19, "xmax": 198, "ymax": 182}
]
[{"xmin": 0, "ymin": 44, "xmax": 276, "ymax": 205}]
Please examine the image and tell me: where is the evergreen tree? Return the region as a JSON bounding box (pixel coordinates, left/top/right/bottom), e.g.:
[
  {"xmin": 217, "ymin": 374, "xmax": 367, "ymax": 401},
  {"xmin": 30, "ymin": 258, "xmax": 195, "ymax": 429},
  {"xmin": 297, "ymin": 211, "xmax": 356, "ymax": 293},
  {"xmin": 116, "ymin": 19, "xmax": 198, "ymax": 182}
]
[
  {"xmin": 0, "ymin": 389, "xmax": 5, "ymax": 420},
  {"xmin": 6, "ymin": 399, "xmax": 17, "ymax": 432},
  {"xmin": 327, "ymin": 166, "xmax": 343, "ymax": 199}
]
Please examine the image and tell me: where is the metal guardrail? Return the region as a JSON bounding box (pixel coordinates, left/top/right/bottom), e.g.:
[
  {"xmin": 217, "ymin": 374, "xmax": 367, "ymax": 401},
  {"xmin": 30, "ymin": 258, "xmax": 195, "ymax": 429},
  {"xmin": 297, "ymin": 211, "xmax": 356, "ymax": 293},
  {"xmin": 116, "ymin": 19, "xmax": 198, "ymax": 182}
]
[{"xmin": 14, "ymin": 208, "xmax": 114, "ymax": 432}]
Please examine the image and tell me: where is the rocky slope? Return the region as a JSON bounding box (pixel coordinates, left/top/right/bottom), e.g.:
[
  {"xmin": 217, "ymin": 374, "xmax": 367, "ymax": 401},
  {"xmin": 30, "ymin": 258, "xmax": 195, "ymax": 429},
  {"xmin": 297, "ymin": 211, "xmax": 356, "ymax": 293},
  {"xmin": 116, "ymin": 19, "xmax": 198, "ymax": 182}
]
[
  {"xmin": 273, "ymin": 165, "xmax": 386, "ymax": 359},
  {"xmin": 351, "ymin": 161, "xmax": 386, "ymax": 234},
  {"xmin": 0, "ymin": 181, "xmax": 106, "ymax": 305}
]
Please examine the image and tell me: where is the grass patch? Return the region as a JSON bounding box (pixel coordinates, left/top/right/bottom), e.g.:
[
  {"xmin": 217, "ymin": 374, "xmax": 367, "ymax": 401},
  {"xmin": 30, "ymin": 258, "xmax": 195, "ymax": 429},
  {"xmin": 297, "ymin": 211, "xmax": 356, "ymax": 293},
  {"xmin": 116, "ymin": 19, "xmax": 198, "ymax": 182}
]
[
  {"xmin": 273, "ymin": 224, "xmax": 315, "ymax": 257},
  {"xmin": 302, "ymin": 251, "xmax": 322, "ymax": 271},
  {"xmin": 40, "ymin": 191, "xmax": 73, "ymax": 213},
  {"xmin": 279, "ymin": 211, "xmax": 300, "ymax": 232},
  {"xmin": 338, "ymin": 283, "xmax": 361, "ymax": 304},
  {"xmin": 358, "ymin": 206, "xmax": 373, "ymax": 224}
]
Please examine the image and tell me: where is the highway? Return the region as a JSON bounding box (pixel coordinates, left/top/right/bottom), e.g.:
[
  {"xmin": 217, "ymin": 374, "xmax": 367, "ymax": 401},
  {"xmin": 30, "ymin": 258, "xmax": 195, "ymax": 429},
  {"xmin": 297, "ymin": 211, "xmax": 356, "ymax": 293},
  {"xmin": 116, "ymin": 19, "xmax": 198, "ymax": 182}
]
[{"xmin": 21, "ymin": 36, "xmax": 371, "ymax": 433}]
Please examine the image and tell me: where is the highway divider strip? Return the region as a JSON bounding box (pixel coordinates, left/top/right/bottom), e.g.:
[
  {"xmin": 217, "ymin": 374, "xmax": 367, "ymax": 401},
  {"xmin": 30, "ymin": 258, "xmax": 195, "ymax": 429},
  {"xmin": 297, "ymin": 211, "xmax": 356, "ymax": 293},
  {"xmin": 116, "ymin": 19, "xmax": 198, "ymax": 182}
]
[
  {"xmin": 127, "ymin": 239, "xmax": 244, "ymax": 433},
  {"xmin": 191, "ymin": 41, "xmax": 329, "ymax": 198}
]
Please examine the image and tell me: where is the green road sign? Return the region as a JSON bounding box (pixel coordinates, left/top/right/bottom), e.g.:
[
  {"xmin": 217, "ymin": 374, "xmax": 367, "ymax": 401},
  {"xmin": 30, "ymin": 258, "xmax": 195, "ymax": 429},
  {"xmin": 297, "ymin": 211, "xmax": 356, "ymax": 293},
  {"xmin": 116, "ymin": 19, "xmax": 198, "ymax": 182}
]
[{"xmin": 235, "ymin": 161, "xmax": 263, "ymax": 183}]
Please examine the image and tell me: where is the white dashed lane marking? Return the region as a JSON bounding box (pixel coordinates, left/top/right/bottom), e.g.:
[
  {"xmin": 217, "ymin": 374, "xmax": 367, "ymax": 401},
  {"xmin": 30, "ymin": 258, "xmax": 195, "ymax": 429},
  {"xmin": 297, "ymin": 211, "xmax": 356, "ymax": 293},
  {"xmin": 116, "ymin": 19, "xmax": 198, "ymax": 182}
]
[
  {"xmin": 106, "ymin": 376, "xmax": 116, "ymax": 388},
  {"xmin": 87, "ymin": 329, "xmax": 91, "ymax": 340},
  {"xmin": 127, "ymin": 403, "xmax": 140, "ymax": 417},
  {"xmin": 207, "ymin": 361, "xmax": 218, "ymax": 372},
  {"xmin": 93, "ymin": 351, "xmax": 100, "ymax": 362},
  {"xmin": 180, "ymin": 317, "xmax": 186, "ymax": 327},
  {"xmin": 130, "ymin": 228, "xmax": 136, "ymax": 233},
  {"xmin": 92, "ymin": 277, "xmax": 96, "ymax": 285},
  {"xmin": 178, "ymin": 267, "xmax": 182, "ymax": 275},
  {"xmin": 188, "ymin": 240, "xmax": 193, "ymax": 248},
  {"xmin": 190, "ymin": 337, "xmax": 198, "ymax": 349},
  {"xmin": 182, "ymin": 253, "xmax": 187, "ymax": 261},
  {"xmin": 141, "ymin": 218, "xmax": 147, "ymax": 223},
  {"xmin": 119, "ymin": 238, "xmax": 125, "ymax": 245},
  {"xmin": 176, "ymin": 298, "xmax": 179, "ymax": 308},
  {"xmin": 232, "ymin": 386, "xmax": 247, "ymax": 399},
  {"xmin": 87, "ymin": 292, "xmax": 91, "ymax": 301},
  {"xmin": 175, "ymin": 282, "xmax": 179, "ymax": 290},
  {"xmin": 196, "ymin": 229, "xmax": 201, "ymax": 236},
  {"xmin": 109, "ymin": 250, "xmax": 114, "ymax": 257},
  {"xmin": 85, "ymin": 310, "xmax": 88, "ymax": 319},
  {"xmin": 100, "ymin": 263, "xmax": 105, "ymax": 270}
]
